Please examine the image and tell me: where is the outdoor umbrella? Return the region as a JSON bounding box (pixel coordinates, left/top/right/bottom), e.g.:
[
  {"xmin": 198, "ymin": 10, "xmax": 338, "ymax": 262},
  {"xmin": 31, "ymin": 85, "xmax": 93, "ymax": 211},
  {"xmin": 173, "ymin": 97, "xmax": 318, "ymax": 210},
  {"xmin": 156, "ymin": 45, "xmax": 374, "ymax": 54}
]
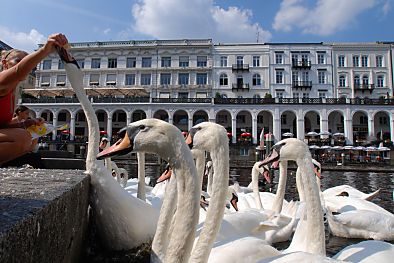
[
  {"xmin": 306, "ymin": 131, "xmax": 319, "ymax": 136},
  {"xmin": 282, "ymin": 132, "xmax": 293, "ymax": 137}
]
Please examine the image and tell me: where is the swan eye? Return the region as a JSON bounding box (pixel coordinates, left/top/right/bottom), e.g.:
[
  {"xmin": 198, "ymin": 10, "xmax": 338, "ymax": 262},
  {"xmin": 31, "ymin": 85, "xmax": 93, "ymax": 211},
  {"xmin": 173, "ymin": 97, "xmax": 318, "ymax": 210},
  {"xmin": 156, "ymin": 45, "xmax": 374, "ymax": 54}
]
[{"xmin": 139, "ymin": 125, "xmax": 146, "ymax": 130}]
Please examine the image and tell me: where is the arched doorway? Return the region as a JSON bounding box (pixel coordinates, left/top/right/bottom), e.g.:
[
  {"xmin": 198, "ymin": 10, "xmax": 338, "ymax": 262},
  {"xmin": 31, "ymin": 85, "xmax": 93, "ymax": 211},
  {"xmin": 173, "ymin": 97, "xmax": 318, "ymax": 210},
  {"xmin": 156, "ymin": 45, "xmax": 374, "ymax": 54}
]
[
  {"xmin": 193, "ymin": 110, "xmax": 208, "ymax": 125},
  {"xmin": 280, "ymin": 111, "xmax": 296, "ymax": 139},
  {"xmin": 153, "ymin": 110, "xmax": 169, "ymax": 122},
  {"xmin": 173, "ymin": 110, "xmax": 188, "ymax": 131}
]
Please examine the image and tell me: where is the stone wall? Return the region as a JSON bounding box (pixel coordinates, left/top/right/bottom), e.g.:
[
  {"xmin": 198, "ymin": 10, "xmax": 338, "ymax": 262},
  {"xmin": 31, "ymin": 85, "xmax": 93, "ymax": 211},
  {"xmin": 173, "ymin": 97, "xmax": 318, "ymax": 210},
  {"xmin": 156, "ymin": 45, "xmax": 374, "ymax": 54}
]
[{"xmin": 0, "ymin": 168, "xmax": 90, "ymax": 262}]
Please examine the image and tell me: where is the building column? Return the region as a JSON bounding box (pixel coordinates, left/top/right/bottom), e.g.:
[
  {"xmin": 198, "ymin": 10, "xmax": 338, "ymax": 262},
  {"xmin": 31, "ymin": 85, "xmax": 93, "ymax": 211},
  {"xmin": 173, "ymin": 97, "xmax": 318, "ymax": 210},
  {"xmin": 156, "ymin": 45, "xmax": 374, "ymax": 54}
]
[
  {"xmin": 107, "ymin": 116, "xmax": 113, "ymax": 139},
  {"xmin": 320, "ymin": 117, "xmax": 329, "ymax": 133},
  {"xmin": 52, "ymin": 116, "xmax": 58, "ymax": 141},
  {"xmin": 344, "ymin": 116, "xmax": 353, "ymax": 145},
  {"xmin": 231, "ymin": 118, "xmax": 237, "ymax": 144},
  {"xmin": 70, "ymin": 115, "xmax": 76, "ymax": 141},
  {"xmin": 272, "ymin": 114, "xmax": 281, "ymax": 142},
  {"xmin": 126, "ymin": 114, "xmax": 131, "ymax": 126},
  {"xmin": 252, "ymin": 117, "xmax": 257, "ymax": 144},
  {"xmin": 296, "ymin": 116, "xmax": 305, "ymax": 141},
  {"xmin": 168, "ymin": 116, "xmax": 173, "ymax": 125},
  {"xmin": 188, "ymin": 118, "xmax": 193, "ymax": 131},
  {"xmin": 368, "ymin": 116, "xmax": 375, "ymax": 138},
  {"xmin": 390, "ymin": 117, "xmax": 394, "ymax": 142}
]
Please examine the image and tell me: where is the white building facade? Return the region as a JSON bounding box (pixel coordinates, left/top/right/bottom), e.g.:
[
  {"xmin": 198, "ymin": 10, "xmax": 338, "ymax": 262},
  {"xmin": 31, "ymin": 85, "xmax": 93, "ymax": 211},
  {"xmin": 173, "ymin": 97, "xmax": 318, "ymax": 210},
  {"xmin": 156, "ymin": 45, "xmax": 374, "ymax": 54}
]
[{"xmin": 22, "ymin": 39, "xmax": 394, "ymax": 145}]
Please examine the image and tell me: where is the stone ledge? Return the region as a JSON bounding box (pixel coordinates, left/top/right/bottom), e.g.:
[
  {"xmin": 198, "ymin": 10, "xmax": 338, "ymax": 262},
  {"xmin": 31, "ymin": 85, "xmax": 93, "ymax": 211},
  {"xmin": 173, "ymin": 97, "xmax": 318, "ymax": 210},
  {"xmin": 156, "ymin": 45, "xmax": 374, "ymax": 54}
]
[{"xmin": 0, "ymin": 168, "xmax": 90, "ymax": 263}]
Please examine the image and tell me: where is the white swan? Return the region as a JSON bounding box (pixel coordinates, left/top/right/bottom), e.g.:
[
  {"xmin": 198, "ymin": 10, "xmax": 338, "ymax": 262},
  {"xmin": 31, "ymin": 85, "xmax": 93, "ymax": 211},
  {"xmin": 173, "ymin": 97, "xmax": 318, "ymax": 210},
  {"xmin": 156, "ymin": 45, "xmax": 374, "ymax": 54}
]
[
  {"xmin": 259, "ymin": 138, "xmax": 394, "ymax": 262},
  {"xmin": 97, "ymin": 118, "xmax": 200, "ymax": 263},
  {"xmin": 59, "ymin": 48, "xmax": 159, "ymax": 250}
]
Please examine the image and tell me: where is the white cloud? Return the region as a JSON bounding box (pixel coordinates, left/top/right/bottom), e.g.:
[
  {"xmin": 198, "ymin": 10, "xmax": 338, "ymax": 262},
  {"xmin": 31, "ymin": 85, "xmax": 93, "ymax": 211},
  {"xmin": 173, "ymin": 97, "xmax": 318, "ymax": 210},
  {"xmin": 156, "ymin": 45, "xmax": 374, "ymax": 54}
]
[
  {"xmin": 382, "ymin": 0, "xmax": 391, "ymax": 15},
  {"xmin": 273, "ymin": 0, "xmax": 377, "ymax": 36},
  {"xmin": 0, "ymin": 26, "xmax": 46, "ymax": 52},
  {"xmin": 131, "ymin": 0, "xmax": 271, "ymax": 43}
]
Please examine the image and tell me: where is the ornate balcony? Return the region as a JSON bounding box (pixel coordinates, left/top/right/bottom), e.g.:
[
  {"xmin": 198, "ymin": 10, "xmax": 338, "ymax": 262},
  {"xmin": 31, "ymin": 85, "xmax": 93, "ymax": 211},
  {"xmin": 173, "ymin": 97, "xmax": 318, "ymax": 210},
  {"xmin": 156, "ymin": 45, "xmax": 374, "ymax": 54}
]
[
  {"xmin": 354, "ymin": 84, "xmax": 375, "ymax": 91},
  {"xmin": 151, "ymin": 98, "xmax": 212, "ymax": 103},
  {"xmin": 292, "ymin": 60, "xmax": 311, "ymax": 69},
  {"xmin": 232, "ymin": 63, "xmax": 249, "ymax": 72},
  {"xmin": 292, "ymin": 81, "xmax": 312, "ymax": 89},
  {"xmin": 232, "ymin": 83, "xmax": 250, "ymax": 92}
]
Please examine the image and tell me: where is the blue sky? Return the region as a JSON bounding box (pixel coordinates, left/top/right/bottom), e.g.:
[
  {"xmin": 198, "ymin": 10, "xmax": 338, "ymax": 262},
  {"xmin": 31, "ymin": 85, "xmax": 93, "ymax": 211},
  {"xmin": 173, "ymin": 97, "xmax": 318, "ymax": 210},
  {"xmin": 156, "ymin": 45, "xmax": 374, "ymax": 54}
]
[{"xmin": 0, "ymin": 0, "xmax": 393, "ymax": 52}]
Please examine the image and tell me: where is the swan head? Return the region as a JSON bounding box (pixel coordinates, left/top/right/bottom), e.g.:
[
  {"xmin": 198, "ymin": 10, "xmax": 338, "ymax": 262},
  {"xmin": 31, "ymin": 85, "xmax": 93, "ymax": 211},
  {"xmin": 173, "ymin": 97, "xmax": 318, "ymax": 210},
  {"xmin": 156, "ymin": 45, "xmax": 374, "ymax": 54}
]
[
  {"xmin": 97, "ymin": 118, "xmax": 185, "ymax": 162},
  {"xmin": 311, "ymin": 158, "xmax": 321, "ymax": 178},
  {"xmin": 260, "ymin": 138, "xmax": 311, "ymax": 166},
  {"xmin": 56, "ymin": 46, "xmax": 80, "ymax": 68},
  {"xmin": 253, "ymin": 161, "xmax": 271, "ymax": 183},
  {"xmin": 186, "ymin": 122, "xmax": 228, "ymax": 152}
]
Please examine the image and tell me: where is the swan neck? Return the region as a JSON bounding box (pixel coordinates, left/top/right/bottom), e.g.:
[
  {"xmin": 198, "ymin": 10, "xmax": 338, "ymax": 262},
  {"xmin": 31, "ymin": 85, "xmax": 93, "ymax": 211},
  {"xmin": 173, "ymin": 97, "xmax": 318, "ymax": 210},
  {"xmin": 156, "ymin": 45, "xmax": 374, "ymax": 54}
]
[{"xmin": 272, "ymin": 161, "xmax": 287, "ymax": 213}]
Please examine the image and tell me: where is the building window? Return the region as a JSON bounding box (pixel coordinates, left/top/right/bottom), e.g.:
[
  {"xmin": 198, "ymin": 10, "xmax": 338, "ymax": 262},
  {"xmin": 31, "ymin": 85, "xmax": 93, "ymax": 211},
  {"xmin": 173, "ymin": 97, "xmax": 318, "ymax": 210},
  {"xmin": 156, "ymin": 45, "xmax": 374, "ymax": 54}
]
[
  {"xmin": 178, "ymin": 73, "xmax": 189, "ymax": 85},
  {"xmin": 196, "ymin": 92, "xmax": 207, "ymax": 98},
  {"xmin": 89, "ymin": 74, "xmax": 100, "ymax": 85},
  {"xmin": 302, "ymin": 71, "xmax": 309, "ymax": 81},
  {"xmin": 197, "ymin": 56, "xmax": 207, "ymax": 67},
  {"xmin": 292, "ymin": 71, "xmax": 298, "ymax": 83},
  {"xmin": 125, "ymin": 74, "xmax": 135, "ymax": 85},
  {"xmin": 219, "ymin": 73, "xmax": 228, "ymax": 86},
  {"xmin": 318, "ymin": 70, "xmax": 326, "ymax": 84},
  {"xmin": 354, "ymin": 75, "xmax": 360, "ymax": 86},
  {"xmin": 275, "ymin": 70, "xmax": 283, "ymax": 84},
  {"xmin": 160, "ymin": 73, "xmax": 171, "ymax": 85},
  {"xmin": 179, "ymin": 56, "xmax": 189, "ymax": 67},
  {"xmin": 91, "ymin": 58, "xmax": 101, "ymax": 69},
  {"xmin": 253, "ymin": 56, "xmax": 260, "ymax": 67},
  {"xmin": 41, "ymin": 75, "xmax": 50, "ymax": 86},
  {"xmin": 108, "ymin": 58, "xmax": 117, "ymax": 68},
  {"xmin": 106, "ymin": 74, "xmax": 117, "ymax": 85},
  {"xmin": 236, "ymin": 56, "xmax": 243, "ymax": 65},
  {"xmin": 141, "ymin": 73, "xmax": 151, "ymax": 85},
  {"xmin": 362, "ymin": 75, "xmax": 369, "ymax": 85},
  {"xmin": 293, "ymin": 92, "xmax": 299, "ymax": 98},
  {"xmin": 178, "ymin": 92, "xmax": 188, "ymax": 98},
  {"xmin": 319, "ymin": 92, "xmax": 326, "ymax": 99},
  {"xmin": 339, "ymin": 75, "xmax": 346, "ymax": 87},
  {"xmin": 276, "ymin": 91, "xmax": 284, "ymax": 99},
  {"xmin": 161, "ymin": 57, "xmax": 171, "ymax": 67},
  {"xmin": 377, "ymin": 75, "xmax": 384, "ymax": 87},
  {"xmin": 126, "ymin": 57, "xmax": 136, "ymax": 68},
  {"xmin": 252, "ymin": 74, "xmax": 261, "ymax": 86},
  {"xmin": 303, "ymin": 93, "xmax": 309, "ymax": 98},
  {"xmin": 142, "ymin": 57, "xmax": 152, "ymax": 68},
  {"xmin": 159, "ymin": 92, "xmax": 170, "ymax": 98},
  {"xmin": 58, "ymin": 60, "xmax": 64, "ymax": 70},
  {"xmin": 196, "ymin": 73, "xmax": 207, "ymax": 85},
  {"xmin": 361, "ymin": 55, "xmax": 368, "ymax": 67},
  {"xmin": 275, "ymin": 52, "xmax": 283, "ymax": 64},
  {"xmin": 376, "ymin": 55, "xmax": 383, "ymax": 67},
  {"xmin": 360, "ymin": 116, "xmax": 368, "ymax": 124},
  {"xmin": 352, "ymin": 55, "xmax": 359, "ymax": 67},
  {"xmin": 379, "ymin": 116, "xmax": 387, "ymax": 125},
  {"xmin": 317, "ymin": 53, "xmax": 325, "ymax": 64},
  {"xmin": 220, "ymin": 56, "xmax": 227, "ymax": 67},
  {"xmin": 76, "ymin": 59, "xmax": 85, "ymax": 68},
  {"xmin": 56, "ymin": 75, "xmax": 66, "ymax": 86},
  {"xmin": 281, "ymin": 115, "xmax": 287, "ymax": 125},
  {"xmin": 42, "ymin": 60, "xmax": 51, "ymax": 70},
  {"xmin": 338, "ymin": 55, "xmax": 345, "ymax": 67}
]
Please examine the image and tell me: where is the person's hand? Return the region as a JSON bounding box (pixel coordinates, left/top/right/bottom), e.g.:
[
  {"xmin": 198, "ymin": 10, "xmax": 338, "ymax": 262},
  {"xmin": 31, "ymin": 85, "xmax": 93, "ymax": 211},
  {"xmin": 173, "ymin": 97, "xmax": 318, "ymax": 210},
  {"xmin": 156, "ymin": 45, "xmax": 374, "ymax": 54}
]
[
  {"xmin": 23, "ymin": 118, "xmax": 45, "ymax": 128},
  {"xmin": 42, "ymin": 33, "xmax": 69, "ymax": 55}
]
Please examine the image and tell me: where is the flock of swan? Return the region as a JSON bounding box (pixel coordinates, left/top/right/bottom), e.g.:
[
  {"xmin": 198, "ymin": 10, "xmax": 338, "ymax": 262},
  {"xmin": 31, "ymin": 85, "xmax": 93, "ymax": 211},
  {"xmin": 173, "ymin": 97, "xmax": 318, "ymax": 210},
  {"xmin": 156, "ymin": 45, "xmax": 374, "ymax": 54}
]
[{"xmin": 57, "ymin": 47, "xmax": 394, "ymax": 262}]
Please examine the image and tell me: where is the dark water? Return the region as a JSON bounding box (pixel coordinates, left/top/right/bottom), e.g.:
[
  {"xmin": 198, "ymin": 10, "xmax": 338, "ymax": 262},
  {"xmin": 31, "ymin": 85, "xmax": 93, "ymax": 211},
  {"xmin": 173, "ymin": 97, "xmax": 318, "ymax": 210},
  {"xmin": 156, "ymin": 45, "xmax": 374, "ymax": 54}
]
[{"xmin": 103, "ymin": 161, "xmax": 394, "ymax": 258}]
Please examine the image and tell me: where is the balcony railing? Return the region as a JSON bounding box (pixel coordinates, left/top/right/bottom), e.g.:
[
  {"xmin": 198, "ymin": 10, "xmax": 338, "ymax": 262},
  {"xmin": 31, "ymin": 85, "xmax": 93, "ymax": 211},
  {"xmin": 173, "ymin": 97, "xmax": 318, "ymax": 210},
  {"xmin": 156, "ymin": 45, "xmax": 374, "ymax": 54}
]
[
  {"xmin": 354, "ymin": 84, "xmax": 375, "ymax": 91},
  {"xmin": 292, "ymin": 81, "xmax": 312, "ymax": 89},
  {"xmin": 22, "ymin": 96, "xmax": 394, "ymax": 105},
  {"xmin": 292, "ymin": 60, "xmax": 311, "ymax": 68},
  {"xmin": 232, "ymin": 63, "xmax": 249, "ymax": 72},
  {"xmin": 232, "ymin": 83, "xmax": 250, "ymax": 92},
  {"xmin": 151, "ymin": 98, "xmax": 212, "ymax": 103}
]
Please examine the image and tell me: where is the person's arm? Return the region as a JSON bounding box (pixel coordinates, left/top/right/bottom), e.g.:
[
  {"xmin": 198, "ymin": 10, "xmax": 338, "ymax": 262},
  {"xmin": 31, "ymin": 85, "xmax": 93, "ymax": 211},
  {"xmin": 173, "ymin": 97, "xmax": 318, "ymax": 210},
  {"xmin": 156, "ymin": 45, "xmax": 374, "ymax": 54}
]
[{"xmin": 0, "ymin": 33, "xmax": 68, "ymax": 93}]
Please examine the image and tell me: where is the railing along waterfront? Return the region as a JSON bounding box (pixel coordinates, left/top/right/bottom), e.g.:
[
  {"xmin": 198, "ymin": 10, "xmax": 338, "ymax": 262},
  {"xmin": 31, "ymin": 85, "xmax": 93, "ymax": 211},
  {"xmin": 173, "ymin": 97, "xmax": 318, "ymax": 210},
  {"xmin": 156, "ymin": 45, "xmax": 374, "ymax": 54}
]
[
  {"xmin": 151, "ymin": 98, "xmax": 212, "ymax": 103},
  {"xmin": 22, "ymin": 96, "xmax": 394, "ymax": 105}
]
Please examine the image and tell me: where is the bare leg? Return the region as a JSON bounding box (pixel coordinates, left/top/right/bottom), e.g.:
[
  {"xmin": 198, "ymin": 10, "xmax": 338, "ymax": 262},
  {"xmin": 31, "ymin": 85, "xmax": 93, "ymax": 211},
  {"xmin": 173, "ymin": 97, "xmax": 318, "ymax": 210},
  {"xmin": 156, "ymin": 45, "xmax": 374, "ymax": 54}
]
[{"xmin": 0, "ymin": 128, "xmax": 33, "ymax": 165}]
